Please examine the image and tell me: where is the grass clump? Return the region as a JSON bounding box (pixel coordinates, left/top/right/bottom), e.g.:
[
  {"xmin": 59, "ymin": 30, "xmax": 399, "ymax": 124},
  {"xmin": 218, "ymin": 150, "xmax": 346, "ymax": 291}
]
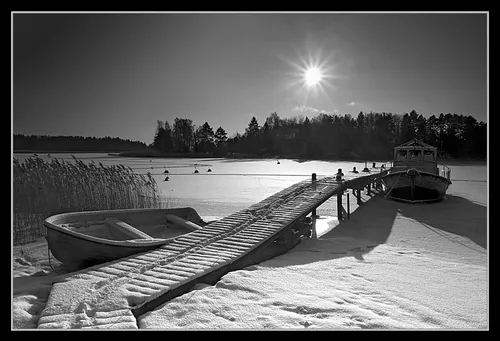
[{"xmin": 13, "ymin": 155, "xmax": 165, "ymax": 245}]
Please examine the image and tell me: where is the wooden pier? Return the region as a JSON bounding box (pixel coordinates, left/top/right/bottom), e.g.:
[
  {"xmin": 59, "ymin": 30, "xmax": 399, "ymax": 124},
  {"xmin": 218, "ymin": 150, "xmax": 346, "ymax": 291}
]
[{"xmin": 37, "ymin": 170, "xmax": 387, "ymax": 329}]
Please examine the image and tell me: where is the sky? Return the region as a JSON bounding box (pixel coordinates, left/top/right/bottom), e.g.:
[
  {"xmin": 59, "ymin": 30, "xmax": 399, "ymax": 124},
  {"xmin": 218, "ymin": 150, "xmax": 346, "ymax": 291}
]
[{"xmin": 12, "ymin": 12, "xmax": 488, "ymax": 145}]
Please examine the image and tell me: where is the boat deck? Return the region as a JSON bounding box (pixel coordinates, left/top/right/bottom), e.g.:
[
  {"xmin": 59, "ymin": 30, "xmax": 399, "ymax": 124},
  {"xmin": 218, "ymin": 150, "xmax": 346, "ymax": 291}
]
[{"xmin": 37, "ymin": 171, "xmax": 386, "ymax": 329}]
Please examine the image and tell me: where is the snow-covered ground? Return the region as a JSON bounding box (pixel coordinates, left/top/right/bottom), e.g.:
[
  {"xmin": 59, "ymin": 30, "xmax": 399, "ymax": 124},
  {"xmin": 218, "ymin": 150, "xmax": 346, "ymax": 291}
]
[{"xmin": 12, "ymin": 155, "xmax": 488, "ymax": 330}]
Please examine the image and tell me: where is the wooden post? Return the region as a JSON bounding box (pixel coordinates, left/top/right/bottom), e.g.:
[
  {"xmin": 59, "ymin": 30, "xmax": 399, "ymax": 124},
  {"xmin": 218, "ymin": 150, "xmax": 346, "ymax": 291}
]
[
  {"xmin": 312, "ymin": 173, "xmax": 317, "ymax": 217},
  {"xmin": 337, "ymin": 191, "xmax": 343, "ymax": 221},
  {"xmin": 376, "ymin": 174, "xmax": 382, "ymax": 189},
  {"xmin": 356, "ymin": 189, "xmax": 361, "ymax": 205},
  {"xmin": 367, "ymin": 183, "xmax": 371, "ymax": 195},
  {"xmin": 346, "ymin": 193, "xmax": 350, "ymax": 219},
  {"xmin": 362, "ymin": 160, "xmax": 370, "ymax": 172}
]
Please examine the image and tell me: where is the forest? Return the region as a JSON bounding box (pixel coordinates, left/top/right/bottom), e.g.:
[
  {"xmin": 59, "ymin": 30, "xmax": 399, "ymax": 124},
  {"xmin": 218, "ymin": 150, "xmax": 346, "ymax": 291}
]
[
  {"xmin": 13, "ymin": 135, "xmax": 151, "ymax": 153},
  {"xmin": 151, "ymin": 110, "xmax": 487, "ymax": 160},
  {"xmin": 13, "ymin": 110, "xmax": 487, "ymax": 161}
]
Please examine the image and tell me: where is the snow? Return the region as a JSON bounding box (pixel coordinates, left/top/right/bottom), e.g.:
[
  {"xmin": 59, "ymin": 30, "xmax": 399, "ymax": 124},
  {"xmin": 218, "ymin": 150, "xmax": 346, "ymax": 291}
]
[
  {"xmin": 12, "ymin": 155, "xmax": 488, "ymax": 330},
  {"xmin": 12, "ymin": 261, "xmax": 58, "ymax": 329},
  {"xmin": 139, "ymin": 242, "xmax": 486, "ymax": 329},
  {"xmin": 137, "ymin": 195, "xmax": 487, "ymax": 330}
]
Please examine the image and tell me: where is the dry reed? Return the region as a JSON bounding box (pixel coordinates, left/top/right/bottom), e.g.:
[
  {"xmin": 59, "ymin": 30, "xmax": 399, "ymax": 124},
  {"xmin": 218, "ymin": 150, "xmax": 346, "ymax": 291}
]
[{"xmin": 13, "ymin": 155, "xmax": 166, "ymax": 245}]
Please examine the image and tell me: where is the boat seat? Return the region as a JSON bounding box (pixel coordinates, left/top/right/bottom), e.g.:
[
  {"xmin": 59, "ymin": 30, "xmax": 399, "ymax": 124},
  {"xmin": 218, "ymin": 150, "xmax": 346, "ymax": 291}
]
[
  {"xmin": 164, "ymin": 214, "xmax": 203, "ymax": 231},
  {"xmin": 105, "ymin": 218, "xmax": 154, "ymax": 240}
]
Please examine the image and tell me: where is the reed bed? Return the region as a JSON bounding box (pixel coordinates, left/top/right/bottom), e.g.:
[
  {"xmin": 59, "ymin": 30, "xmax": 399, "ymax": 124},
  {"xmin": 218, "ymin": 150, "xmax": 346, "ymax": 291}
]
[{"xmin": 13, "ymin": 155, "xmax": 166, "ymax": 245}]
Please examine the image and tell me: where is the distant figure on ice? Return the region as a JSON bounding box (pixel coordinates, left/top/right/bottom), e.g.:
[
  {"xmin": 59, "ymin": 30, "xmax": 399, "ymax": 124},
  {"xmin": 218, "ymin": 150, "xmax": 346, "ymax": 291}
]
[
  {"xmin": 351, "ymin": 167, "xmax": 358, "ymax": 173},
  {"xmin": 207, "ymin": 168, "xmax": 212, "ymax": 172},
  {"xmin": 336, "ymin": 168, "xmax": 344, "ymax": 181},
  {"xmin": 163, "ymin": 176, "xmax": 169, "ymax": 181}
]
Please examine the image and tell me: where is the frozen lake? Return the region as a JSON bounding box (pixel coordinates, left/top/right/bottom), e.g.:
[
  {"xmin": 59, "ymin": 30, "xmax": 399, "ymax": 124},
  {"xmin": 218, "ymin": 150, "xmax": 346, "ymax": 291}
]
[
  {"xmin": 13, "ymin": 152, "xmax": 487, "ymax": 217},
  {"xmin": 12, "ymin": 152, "xmax": 488, "ymax": 329}
]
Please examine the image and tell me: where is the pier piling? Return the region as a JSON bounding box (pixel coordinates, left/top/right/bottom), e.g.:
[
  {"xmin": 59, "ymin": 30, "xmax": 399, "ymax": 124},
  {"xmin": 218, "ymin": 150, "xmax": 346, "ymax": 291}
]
[
  {"xmin": 337, "ymin": 191, "xmax": 343, "ymax": 220},
  {"xmin": 346, "ymin": 193, "xmax": 350, "ymax": 219},
  {"xmin": 312, "ymin": 173, "xmax": 317, "ymax": 217}
]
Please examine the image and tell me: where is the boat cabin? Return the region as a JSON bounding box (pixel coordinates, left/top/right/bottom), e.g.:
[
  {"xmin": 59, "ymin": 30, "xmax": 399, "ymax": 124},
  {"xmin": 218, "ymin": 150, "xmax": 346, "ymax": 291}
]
[{"xmin": 392, "ymin": 139, "xmax": 439, "ymax": 175}]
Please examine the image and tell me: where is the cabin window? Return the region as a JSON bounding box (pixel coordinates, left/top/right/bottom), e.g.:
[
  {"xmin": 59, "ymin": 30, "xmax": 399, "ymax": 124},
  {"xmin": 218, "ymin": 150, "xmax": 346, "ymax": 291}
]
[
  {"xmin": 409, "ymin": 150, "xmax": 421, "ymax": 161},
  {"xmin": 423, "ymin": 150, "xmax": 435, "ymax": 162},
  {"xmin": 397, "ymin": 150, "xmax": 407, "ymax": 161}
]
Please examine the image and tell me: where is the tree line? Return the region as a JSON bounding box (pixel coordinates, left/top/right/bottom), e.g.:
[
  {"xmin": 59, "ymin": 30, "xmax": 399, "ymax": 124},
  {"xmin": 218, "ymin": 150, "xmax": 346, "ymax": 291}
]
[
  {"xmin": 13, "ymin": 110, "xmax": 486, "ymax": 160},
  {"xmin": 13, "ymin": 134, "xmax": 151, "ymax": 153},
  {"xmin": 151, "ymin": 118, "xmax": 228, "ymax": 155},
  {"xmin": 152, "ymin": 110, "xmax": 487, "ymax": 160}
]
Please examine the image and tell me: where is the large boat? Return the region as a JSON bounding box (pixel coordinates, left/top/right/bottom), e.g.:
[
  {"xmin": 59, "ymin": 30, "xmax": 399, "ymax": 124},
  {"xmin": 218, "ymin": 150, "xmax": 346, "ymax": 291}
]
[
  {"xmin": 44, "ymin": 207, "xmax": 208, "ymax": 271},
  {"xmin": 381, "ymin": 139, "xmax": 452, "ymax": 203}
]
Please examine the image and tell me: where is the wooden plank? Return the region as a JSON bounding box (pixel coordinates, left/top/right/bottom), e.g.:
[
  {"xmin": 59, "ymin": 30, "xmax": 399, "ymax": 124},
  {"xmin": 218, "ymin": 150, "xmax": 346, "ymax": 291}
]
[
  {"xmin": 180, "ymin": 257, "xmax": 222, "ymax": 268},
  {"xmin": 161, "ymin": 244, "xmax": 187, "ymax": 252},
  {"xmin": 164, "ymin": 214, "xmax": 203, "ymax": 231},
  {"xmin": 184, "ymin": 255, "xmax": 228, "ymax": 266},
  {"xmin": 157, "ymin": 266, "xmax": 196, "ymax": 278},
  {"xmin": 105, "ymin": 218, "xmax": 154, "ymax": 240},
  {"xmin": 201, "ymin": 248, "xmax": 241, "ymax": 259},
  {"xmin": 231, "ymin": 233, "xmax": 266, "ymax": 243},
  {"xmin": 224, "ymin": 236, "xmax": 259, "ymax": 245},
  {"xmin": 196, "ymin": 249, "xmax": 237, "ymax": 260},
  {"xmin": 166, "ymin": 262, "xmax": 208, "ymax": 273},
  {"xmin": 169, "ymin": 240, "xmax": 196, "ymax": 247},
  {"xmin": 38, "ymin": 174, "xmax": 387, "ymax": 329},
  {"xmin": 212, "ymin": 240, "xmax": 251, "ymax": 251}
]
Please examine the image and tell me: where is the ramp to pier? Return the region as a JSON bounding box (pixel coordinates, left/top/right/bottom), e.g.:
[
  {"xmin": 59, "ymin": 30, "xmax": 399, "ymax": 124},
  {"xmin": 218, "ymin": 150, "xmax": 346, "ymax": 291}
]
[{"xmin": 38, "ymin": 172, "xmax": 383, "ymax": 329}]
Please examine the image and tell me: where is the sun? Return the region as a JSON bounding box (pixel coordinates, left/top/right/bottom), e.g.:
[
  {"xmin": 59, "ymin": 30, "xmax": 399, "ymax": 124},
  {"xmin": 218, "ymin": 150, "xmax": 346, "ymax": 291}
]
[
  {"xmin": 277, "ymin": 46, "xmax": 339, "ymax": 98},
  {"xmin": 304, "ymin": 67, "xmax": 322, "ymax": 87}
]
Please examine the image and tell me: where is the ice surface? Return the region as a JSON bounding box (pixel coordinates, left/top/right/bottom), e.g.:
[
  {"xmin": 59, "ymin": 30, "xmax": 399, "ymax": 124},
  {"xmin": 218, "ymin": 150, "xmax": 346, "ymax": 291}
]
[{"xmin": 12, "ymin": 155, "xmax": 488, "ymax": 330}]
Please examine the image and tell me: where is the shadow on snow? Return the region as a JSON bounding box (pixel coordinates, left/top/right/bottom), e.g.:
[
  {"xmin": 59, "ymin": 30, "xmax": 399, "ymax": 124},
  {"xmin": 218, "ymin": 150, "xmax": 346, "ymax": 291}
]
[{"xmin": 260, "ymin": 192, "xmax": 486, "ymax": 267}]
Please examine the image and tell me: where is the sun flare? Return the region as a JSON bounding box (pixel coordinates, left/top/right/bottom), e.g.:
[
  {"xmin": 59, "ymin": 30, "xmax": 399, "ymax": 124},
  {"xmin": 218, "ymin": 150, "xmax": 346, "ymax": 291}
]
[
  {"xmin": 305, "ymin": 67, "xmax": 322, "ymax": 87},
  {"xmin": 278, "ymin": 47, "xmax": 339, "ymax": 100}
]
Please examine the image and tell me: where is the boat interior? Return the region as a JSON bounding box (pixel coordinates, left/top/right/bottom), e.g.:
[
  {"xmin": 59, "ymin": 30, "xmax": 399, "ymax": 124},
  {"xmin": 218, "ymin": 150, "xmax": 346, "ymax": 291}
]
[{"xmin": 52, "ymin": 209, "xmax": 206, "ymax": 242}]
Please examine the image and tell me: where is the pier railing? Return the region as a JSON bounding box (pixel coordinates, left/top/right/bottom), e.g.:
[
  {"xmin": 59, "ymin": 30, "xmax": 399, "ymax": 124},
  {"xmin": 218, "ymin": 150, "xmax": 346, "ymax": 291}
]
[{"xmin": 438, "ymin": 163, "xmax": 452, "ymax": 181}]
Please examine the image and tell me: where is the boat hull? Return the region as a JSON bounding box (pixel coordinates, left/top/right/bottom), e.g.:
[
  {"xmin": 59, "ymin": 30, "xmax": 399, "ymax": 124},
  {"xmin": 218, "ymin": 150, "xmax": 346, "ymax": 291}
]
[
  {"xmin": 44, "ymin": 207, "xmax": 207, "ymax": 271},
  {"xmin": 381, "ymin": 169, "xmax": 451, "ymax": 203}
]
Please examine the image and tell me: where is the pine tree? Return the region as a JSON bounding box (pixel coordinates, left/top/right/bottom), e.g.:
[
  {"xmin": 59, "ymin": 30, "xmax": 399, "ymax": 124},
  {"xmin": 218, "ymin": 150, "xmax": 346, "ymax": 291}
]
[
  {"xmin": 196, "ymin": 122, "xmax": 215, "ymax": 153},
  {"xmin": 245, "ymin": 116, "xmax": 260, "ymax": 138},
  {"xmin": 214, "ymin": 126, "xmax": 227, "ymax": 146}
]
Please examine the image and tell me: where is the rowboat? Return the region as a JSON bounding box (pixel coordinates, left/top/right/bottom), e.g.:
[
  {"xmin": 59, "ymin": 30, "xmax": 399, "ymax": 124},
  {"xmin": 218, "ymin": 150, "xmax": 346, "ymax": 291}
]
[
  {"xmin": 381, "ymin": 139, "xmax": 452, "ymax": 203},
  {"xmin": 44, "ymin": 207, "xmax": 208, "ymax": 271}
]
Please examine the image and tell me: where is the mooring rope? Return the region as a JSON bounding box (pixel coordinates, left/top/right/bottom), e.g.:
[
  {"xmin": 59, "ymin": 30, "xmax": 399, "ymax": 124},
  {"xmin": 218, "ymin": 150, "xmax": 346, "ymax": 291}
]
[
  {"xmin": 47, "ymin": 245, "xmax": 63, "ymax": 274},
  {"xmin": 449, "ymin": 179, "xmax": 487, "ymax": 182},
  {"xmin": 382, "ymin": 172, "xmax": 402, "ymax": 200},
  {"xmin": 155, "ymin": 172, "xmax": 315, "ymax": 177}
]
